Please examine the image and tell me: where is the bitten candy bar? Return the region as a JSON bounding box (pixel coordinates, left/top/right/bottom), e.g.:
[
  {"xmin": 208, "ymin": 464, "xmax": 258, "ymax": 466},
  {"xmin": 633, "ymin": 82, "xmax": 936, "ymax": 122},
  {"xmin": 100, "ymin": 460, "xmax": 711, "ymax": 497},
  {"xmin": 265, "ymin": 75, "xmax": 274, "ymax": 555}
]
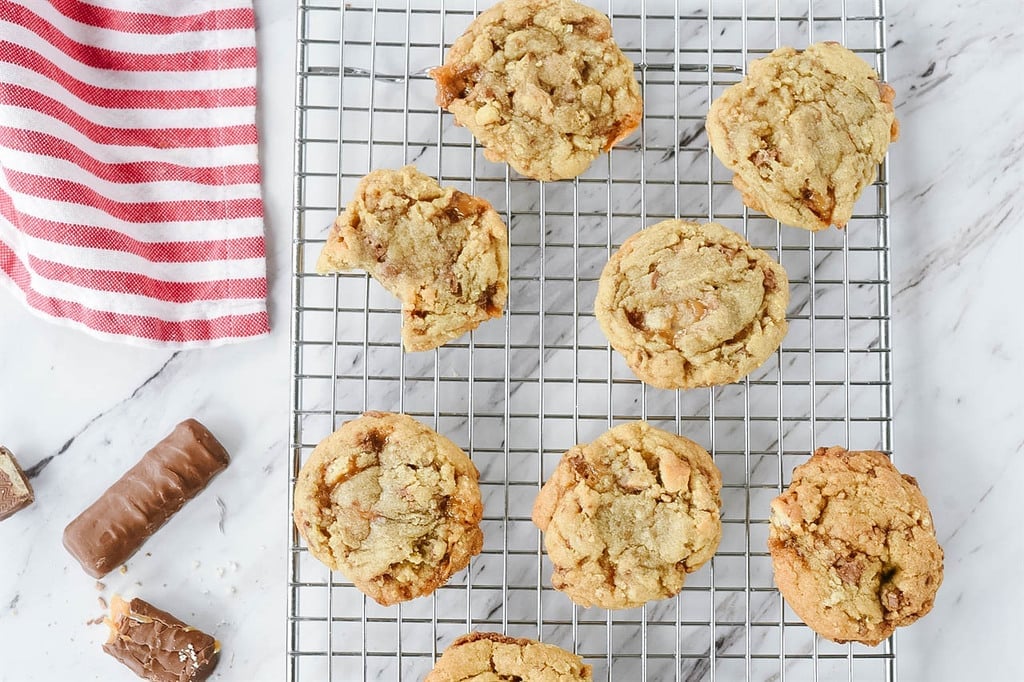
[
  {"xmin": 0, "ymin": 446, "xmax": 34, "ymax": 521},
  {"xmin": 103, "ymin": 595, "xmax": 220, "ymax": 682},
  {"xmin": 63, "ymin": 419, "xmax": 230, "ymax": 578}
]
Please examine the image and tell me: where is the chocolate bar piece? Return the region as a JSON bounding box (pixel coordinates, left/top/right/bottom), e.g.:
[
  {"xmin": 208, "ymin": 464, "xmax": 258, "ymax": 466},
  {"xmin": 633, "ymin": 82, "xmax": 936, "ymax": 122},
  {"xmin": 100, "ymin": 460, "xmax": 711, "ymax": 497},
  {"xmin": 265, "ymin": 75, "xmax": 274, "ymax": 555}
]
[
  {"xmin": 63, "ymin": 419, "xmax": 230, "ymax": 578},
  {"xmin": 103, "ymin": 595, "xmax": 220, "ymax": 682},
  {"xmin": 0, "ymin": 446, "xmax": 34, "ymax": 521}
]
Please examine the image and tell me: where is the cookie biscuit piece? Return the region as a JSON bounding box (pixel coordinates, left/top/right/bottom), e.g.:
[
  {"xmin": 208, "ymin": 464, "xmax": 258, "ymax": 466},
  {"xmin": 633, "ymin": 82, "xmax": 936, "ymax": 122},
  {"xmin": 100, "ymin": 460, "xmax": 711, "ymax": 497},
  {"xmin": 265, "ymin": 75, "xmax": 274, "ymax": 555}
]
[
  {"xmin": 316, "ymin": 166, "xmax": 508, "ymax": 351},
  {"xmin": 769, "ymin": 447, "xmax": 944, "ymax": 646},
  {"xmin": 595, "ymin": 220, "xmax": 789, "ymax": 389},
  {"xmin": 431, "ymin": 0, "xmax": 643, "ymax": 181},
  {"xmin": 532, "ymin": 421, "xmax": 722, "ymax": 609},
  {"xmin": 426, "ymin": 632, "xmax": 592, "ymax": 681},
  {"xmin": 293, "ymin": 412, "xmax": 484, "ymax": 606},
  {"xmin": 706, "ymin": 42, "xmax": 899, "ymax": 231},
  {"xmin": 0, "ymin": 446, "xmax": 34, "ymax": 521}
]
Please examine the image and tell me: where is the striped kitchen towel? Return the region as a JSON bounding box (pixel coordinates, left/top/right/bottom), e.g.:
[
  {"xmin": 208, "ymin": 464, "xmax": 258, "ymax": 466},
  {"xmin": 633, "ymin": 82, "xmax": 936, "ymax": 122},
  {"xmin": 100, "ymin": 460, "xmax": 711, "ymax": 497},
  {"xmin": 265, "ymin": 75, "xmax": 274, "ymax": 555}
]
[{"xmin": 0, "ymin": 0, "xmax": 269, "ymax": 347}]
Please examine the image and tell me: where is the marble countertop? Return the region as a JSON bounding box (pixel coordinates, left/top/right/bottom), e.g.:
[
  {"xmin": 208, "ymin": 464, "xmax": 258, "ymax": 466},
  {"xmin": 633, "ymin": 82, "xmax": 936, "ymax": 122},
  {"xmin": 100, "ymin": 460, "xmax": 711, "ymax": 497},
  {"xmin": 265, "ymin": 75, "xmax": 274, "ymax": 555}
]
[{"xmin": 0, "ymin": 1, "xmax": 1020, "ymax": 680}]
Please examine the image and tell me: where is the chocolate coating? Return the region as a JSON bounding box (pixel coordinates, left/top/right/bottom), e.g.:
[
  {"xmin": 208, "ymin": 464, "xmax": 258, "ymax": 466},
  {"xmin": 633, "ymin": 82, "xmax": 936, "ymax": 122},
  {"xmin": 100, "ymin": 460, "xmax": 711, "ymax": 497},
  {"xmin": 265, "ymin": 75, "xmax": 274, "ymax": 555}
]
[
  {"xmin": 63, "ymin": 419, "xmax": 230, "ymax": 578},
  {"xmin": 103, "ymin": 596, "xmax": 219, "ymax": 682},
  {"xmin": 0, "ymin": 446, "xmax": 34, "ymax": 521}
]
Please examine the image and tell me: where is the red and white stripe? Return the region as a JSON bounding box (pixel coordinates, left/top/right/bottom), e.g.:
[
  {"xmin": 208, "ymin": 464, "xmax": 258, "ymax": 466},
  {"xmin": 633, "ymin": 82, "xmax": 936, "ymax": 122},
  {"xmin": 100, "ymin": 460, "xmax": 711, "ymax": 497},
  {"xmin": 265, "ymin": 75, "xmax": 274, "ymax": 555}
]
[{"xmin": 0, "ymin": 0, "xmax": 268, "ymax": 347}]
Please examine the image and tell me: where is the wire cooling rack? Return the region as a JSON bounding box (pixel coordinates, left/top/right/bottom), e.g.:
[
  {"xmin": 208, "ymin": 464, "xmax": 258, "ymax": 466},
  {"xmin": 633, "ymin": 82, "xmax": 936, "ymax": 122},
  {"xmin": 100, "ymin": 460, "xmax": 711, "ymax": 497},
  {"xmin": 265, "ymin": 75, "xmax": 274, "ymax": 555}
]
[{"xmin": 289, "ymin": 1, "xmax": 895, "ymax": 680}]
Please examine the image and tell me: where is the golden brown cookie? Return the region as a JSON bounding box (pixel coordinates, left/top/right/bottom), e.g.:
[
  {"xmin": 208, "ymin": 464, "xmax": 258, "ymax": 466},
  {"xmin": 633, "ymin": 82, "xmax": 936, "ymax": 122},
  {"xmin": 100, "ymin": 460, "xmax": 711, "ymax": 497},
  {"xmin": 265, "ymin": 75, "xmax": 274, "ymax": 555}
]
[
  {"xmin": 595, "ymin": 220, "xmax": 789, "ymax": 389},
  {"xmin": 430, "ymin": 0, "xmax": 642, "ymax": 181},
  {"xmin": 706, "ymin": 42, "xmax": 899, "ymax": 231},
  {"xmin": 768, "ymin": 446, "xmax": 944, "ymax": 646},
  {"xmin": 316, "ymin": 166, "xmax": 508, "ymax": 351},
  {"xmin": 293, "ymin": 412, "xmax": 484, "ymax": 606},
  {"xmin": 532, "ymin": 421, "xmax": 722, "ymax": 610},
  {"xmin": 426, "ymin": 632, "xmax": 591, "ymax": 682}
]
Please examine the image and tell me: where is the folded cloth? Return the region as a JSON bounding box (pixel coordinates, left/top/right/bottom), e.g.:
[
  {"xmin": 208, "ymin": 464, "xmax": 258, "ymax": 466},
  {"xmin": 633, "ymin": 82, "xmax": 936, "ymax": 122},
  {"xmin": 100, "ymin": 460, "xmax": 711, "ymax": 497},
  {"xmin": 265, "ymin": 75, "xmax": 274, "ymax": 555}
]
[{"xmin": 0, "ymin": 0, "xmax": 269, "ymax": 347}]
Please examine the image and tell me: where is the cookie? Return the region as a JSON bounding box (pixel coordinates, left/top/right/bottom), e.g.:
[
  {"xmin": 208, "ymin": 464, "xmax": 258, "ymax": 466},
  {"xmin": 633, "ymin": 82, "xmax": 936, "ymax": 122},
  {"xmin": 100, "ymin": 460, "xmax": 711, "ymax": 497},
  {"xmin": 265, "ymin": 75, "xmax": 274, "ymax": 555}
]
[
  {"xmin": 426, "ymin": 632, "xmax": 591, "ymax": 681},
  {"xmin": 706, "ymin": 42, "xmax": 899, "ymax": 231},
  {"xmin": 532, "ymin": 421, "xmax": 722, "ymax": 609},
  {"xmin": 293, "ymin": 412, "xmax": 484, "ymax": 606},
  {"xmin": 430, "ymin": 0, "xmax": 643, "ymax": 181},
  {"xmin": 595, "ymin": 220, "xmax": 789, "ymax": 389},
  {"xmin": 768, "ymin": 446, "xmax": 944, "ymax": 646},
  {"xmin": 316, "ymin": 166, "xmax": 508, "ymax": 351}
]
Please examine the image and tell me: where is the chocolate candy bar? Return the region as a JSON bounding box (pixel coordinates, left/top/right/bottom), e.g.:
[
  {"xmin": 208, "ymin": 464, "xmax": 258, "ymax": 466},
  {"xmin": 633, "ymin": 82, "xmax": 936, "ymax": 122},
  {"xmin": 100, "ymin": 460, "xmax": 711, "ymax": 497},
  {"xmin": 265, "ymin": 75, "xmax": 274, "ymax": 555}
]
[
  {"xmin": 103, "ymin": 595, "xmax": 220, "ymax": 682},
  {"xmin": 63, "ymin": 419, "xmax": 230, "ymax": 578},
  {"xmin": 0, "ymin": 446, "xmax": 34, "ymax": 521}
]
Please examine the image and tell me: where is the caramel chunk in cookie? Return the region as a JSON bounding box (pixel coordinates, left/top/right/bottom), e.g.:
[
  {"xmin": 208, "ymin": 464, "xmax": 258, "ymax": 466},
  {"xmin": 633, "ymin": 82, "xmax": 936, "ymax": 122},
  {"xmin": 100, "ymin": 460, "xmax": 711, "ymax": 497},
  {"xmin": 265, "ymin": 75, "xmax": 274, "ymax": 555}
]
[
  {"xmin": 431, "ymin": 0, "xmax": 642, "ymax": 181},
  {"xmin": 706, "ymin": 42, "xmax": 898, "ymax": 231},
  {"xmin": 426, "ymin": 632, "xmax": 591, "ymax": 681},
  {"xmin": 533, "ymin": 422, "xmax": 722, "ymax": 610},
  {"xmin": 596, "ymin": 220, "xmax": 789, "ymax": 389},
  {"xmin": 293, "ymin": 412, "xmax": 483, "ymax": 606},
  {"xmin": 316, "ymin": 166, "xmax": 508, "ymax": 351},
  {"xmin": 769, "ymin": 447, "xmax": 944, "ymax": 646}
]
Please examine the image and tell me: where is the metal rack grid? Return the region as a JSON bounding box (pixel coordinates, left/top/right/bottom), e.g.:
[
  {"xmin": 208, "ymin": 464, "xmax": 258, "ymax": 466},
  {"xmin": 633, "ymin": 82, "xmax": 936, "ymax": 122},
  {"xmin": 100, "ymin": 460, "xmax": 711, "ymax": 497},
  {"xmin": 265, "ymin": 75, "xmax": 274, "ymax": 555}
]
[{"xmin": 289, "ymin": 0, "xmax": 895, "ymax": 680}]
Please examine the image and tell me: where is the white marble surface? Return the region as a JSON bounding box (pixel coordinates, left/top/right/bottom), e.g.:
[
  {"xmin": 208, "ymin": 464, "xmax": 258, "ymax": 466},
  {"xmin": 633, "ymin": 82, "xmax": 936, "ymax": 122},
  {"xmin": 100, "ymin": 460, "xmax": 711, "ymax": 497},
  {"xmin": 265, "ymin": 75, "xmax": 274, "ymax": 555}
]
[{"xmin": 0, "ymin": 1, "xmax": 1021, "ymax": 681}]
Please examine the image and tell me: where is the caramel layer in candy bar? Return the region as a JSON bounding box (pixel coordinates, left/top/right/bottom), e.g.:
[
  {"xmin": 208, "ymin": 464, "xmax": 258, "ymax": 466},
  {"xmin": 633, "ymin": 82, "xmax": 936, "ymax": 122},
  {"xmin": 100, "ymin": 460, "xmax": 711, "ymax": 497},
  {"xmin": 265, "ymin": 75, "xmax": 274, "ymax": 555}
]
[
  {"xmin": 63, "ymin": 419, "xmax": 230, "ymax": 578},
  {"xmin": 0, "ymin": 446, "xmax": 34, "ymax": 521},
  {"xmin": 103, "ymin": 595, "xmax": 220, "ymax": 682}
]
